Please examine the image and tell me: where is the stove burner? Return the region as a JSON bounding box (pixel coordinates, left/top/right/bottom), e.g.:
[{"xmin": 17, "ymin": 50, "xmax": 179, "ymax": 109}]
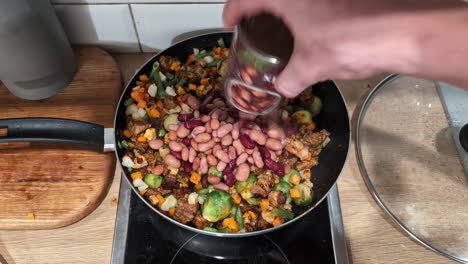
[{"xmin": 170, "ymin": 234, "xmax": 289, "ymax": 264}]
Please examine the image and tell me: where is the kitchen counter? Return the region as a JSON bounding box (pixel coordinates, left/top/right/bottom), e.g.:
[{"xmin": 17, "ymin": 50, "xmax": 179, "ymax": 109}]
[{"xmin": 0, "ymin": 53, "xmax": 457, "ymax": 264}]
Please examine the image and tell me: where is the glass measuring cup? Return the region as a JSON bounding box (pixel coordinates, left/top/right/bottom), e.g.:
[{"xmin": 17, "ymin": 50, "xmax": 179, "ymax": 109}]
[{"xmin": 224, "ymin": 13, "xmax": 294, "ymax": 115}]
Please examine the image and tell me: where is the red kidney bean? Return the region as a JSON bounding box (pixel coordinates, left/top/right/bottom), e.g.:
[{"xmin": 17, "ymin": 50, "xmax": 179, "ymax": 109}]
[
  {"xmin": 201, "ymin": 115, "xmax": 211, "ymax": 123},
  {"xmin": 210, "ymin": 118, "xmax": 220, "ymax": 130},
  {"xmin": 184, "ymin": 120, "xmax": 204, "ymax": 129},
  {"xmin": 249, "ymin": 130, "xmax": 266, "ymax": 145},
  {"xmin": 164, "ymin": 154, "xmax": 181, "ymax": 169},
  {"xmin": 182, "ymin": 147, "xmax": 189, "ymax": 161},
  {"xmin": 202, "ymin": 94, "xmax": 214, "ymax": 105},
  {"xmin": 217, "ymin": 124, "xmax": 233, "ymax": 138},
  {"xmin": 181, "ymin": 160, "xmax": 192, "ymax": 172},
  {"xmin": 224, "ymin": 165, "xmax": 233, "ymax": 175},
  {"xmin": 168, "ymin": 130, "xmax": 177, "ymax": 141},
  {"xmin": 264, "ymin": 158, "xmax": 282, "ymax": 171},
  {"xmin": 176, "ymin": 124, "xmax": 190, "ymax": 138},
  {"xmin": 169, "ymin": 141, "xmax": 183, "ymax": 152},
  {"xmin": 236, "ymin": 153, "xmax": 248, "ymax": 166},
  {"xmin": 192, "ymin": 157, "xmax": 201, "ymax": 170},
  {"xmin": 207, "ymin": 154, "xmax": 217, "ymax": 166},
  {"xmin": 231, "ymin": 122, "xmax": 240, "ymax": 140},
  {"xmin": 228, "ymin": 159, "xmax": 237, "ymax": 168},
  {"xmin": 207, "ymin": 175, "xmax": 221, "ymax": 184},
  {"xmin": 182, "ymin": 137, "xmax": 191, "ymax": 146},
  {"xmin": 258, "ymin": 146, "xmax": 271, "ymax": 159},
  {"xmin": 232, "ymin": 139, "xmax": 245, "ymax": 155},
  {"xmin": 213, "ymin": 182, "xmax": 229, "ymax": 191},
  {"xmin": 189, "ymin": 147, "xmax": 197, "ymax": 163},
  {"xmin": 228, "ymin": 146, "xmax": 237, "ymax": 160},
  {"xmin": 215, "ymin": 149, "xmax": 230, "ymax": 163},
  {"xmin": 198, "ymin": 140, "xmax": 215, "ymax": 152},
  {"xmin": 217, "ymin": 161, "xmax": 227, "ymax": 172},
  {"xmin": 149, "ymin": 139, "xmax": 164, "ymax": 150},
  {"xmin": 152, "ymin": 165, "xmax": 164, "ymax": 175},
  {"xmin": 200, "ymin": 156, "xmax": 208, "ymax": 174},
  {"xmin": 192, "ymin": 126, "xmax": 206, "ymax": 135},
  {"xmin": 275, "ymin": 166, "xmax": 285, "ymax": 176},
  {"xmin": 168, "ymin": 124, "xmax": 180, "ymax": 131},
  {"xmin": 223, "ymin": 167, "xmax": 235, "ymax": 187},
  {"xmin": 240, "ymin": 134, "xmax": 255, "ymax": 149},
  {"xmin": 284, "ymin": 164, "xmax": 291, "ymax": 174},
  {"xmin": 252, "ymin": 150, "xmax": 264, "ymax": 168},
  {"xmin": 194, "ymin": 133, "xmax": 211, "ymax": 143},
  {"xmin": 186, "ymin": 95, "xmax": 200, "ymax": 110},
  {"xmin": 265, "ymin": 138, "xmax": 283, "ymax": 151},
  {"xmin": 221, "ymin": 135, "xmax": 233, "ymax": 146},
  {"xmin": 235, "ymin": 163, "xmax": 250, "ymax": 181},
  {"xmin": 170, "ymin": 150, "xmax": 182, "ymax": 160},
  {"xmin": 178, "ymin": 113, "xmax": 193, "ymax": 122}
]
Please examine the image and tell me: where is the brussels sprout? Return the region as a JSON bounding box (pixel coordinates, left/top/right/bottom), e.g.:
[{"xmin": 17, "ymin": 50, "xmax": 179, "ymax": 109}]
[
  {"xmin": 282, "ymin": 169, "xmax": 299, "ymax": 184},
  {"xmin": 308, "ymin": 96, "xmax": 322, "ymax": 117},
  {"xmin": 292, "ymin": 110, "xmax": 313, "ymax": 125},
  {"xmin": 293, "ymin": 183, "xmax": 314, "ymax": 206},
  {"xmin": 144, "ymin": 173, "xmax": 163, "ymax": 188},
  {"xmin": 273, "ymin": 182, "xmax": 292, "ymax": 203},
  {"xmin": 202, "ymin": 190, "xmax": 233, "ymax": 222},
  {"xmin": 163, "ymin": 114, "xmax": 180, "ymax": 131},
  {"xmin": 273, "ymin": 208, "xmax": 294, "ymax": 220},
  {"xmin": 208, "ymin": 166, "xmax": 222, "ymax": 178},
  {"xmin": 235, "ymin": 174, "xmax": 257, "ymax": 193}
]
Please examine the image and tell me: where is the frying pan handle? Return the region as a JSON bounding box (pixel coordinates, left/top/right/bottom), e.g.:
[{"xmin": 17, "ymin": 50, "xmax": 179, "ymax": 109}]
[
  {"xmin": 460, "ymin": 124, "xmax": 468, "ymax": 153},
  {"xmin": 0, "ymin": 118, "xmax": 105, "ymax": 152}
]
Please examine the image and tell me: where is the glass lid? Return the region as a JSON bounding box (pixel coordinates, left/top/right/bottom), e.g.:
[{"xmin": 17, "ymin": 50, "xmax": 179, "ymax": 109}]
[{"xmin": 356, "ymin": 74, "xmax": 468, "ymax": 263}]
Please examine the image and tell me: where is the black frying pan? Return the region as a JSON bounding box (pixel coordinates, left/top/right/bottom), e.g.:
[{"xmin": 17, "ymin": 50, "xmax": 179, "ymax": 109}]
[{"xmin": 0, "ymin": 32, "xmax": 350, "ymax": 237}]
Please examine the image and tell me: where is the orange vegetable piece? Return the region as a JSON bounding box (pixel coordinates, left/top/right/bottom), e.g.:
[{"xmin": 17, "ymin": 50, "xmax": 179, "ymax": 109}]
[
  {"xmin": 210, "ymin": 67, "xmax": 218, "ymax": 74},
  {"xmin": 149, "ymin": 109, "xmax": 160, "ymax": 118},
  {"xmin": 243, "ymin": 211, "xmax": 258, "ymax": 221},
  {"xmin": 123, "ymin": 129, "xmax": 132, "ymax": 138},
  {"xmin": 222, "ymin": 217, "xmax": 239, "ymax": 233},
  {"xmin": 176, "ymin": 95, "xmax": 184, "ymax": 104},
  {"xmin": 214, "ymin": 54, "xmax": 222, "ymax": 60},
  {"xmin": 306, "ymin": 123, "xmax": 316, "ymax": 130},
  {"xmin": 186, "ymin": 54, "xmax": 196, "ymax": 64},
  {"xmin": 137, "ymin": 100, "xmax": 147, "ymax": 108},
  {"xmin": 195, "ymin": 182, "xmax": 203, "ymax": 190},
  {"xmin": 139, "ymin": 189, "xmax": 148, "ymax": 195},
  {"xmin": 138, "ymin": 87, "xmax": 145, "ymax": 93},
  {"xmin": 303, "ymin": 169, "xmax": 311, "ymax": 180},
  {"xmin": 137, "ymin": 136, "xmax": 147, "ymax": 142},
  {"xmin": 190, "ymin": 171, "xmax": 201, "ymax": 184},
  {"xmin": 139, "ymin": 74, "xmax": 149, "ymax": 82},
  {"xmin": 177, "ymin": 86, "xmax": 186, "ymax": 95},
  {"xmin": 260, "ymin": 199, "xmax": 270, "ymax": 211},
  {"xmin": 231, "ymin": 193, "xmax": 242, "ymax": 204},
  {"xmin": 131, "ymin": 172, "xmax": 143, "ymax": 180},
  {"xmin": 156, "ymin": 100, "xmax": 164, "ymax": 110},
  {"xmin": 189, "ymin": 83, "xmax": 197, "ymax": 90},
  {"xmin": 200, "ymin": 78, "xmax": 210, "ymax": 85},
  {"xmin": 169, "ymin": 207, "xmax": 176, "ymax": 217},
  {"xmin": 131, "ymin": 90, "xmax": 144, "ymax": 102},
  {"xmin": 170, "ymin": 62, "xmax": 181, "ymax": 71},
  {"xmin": 214, "ymin": 47, "xmax": 221, "ymax": 55},
  {"xmin": 136, "ymin": 81, "xmax": 146, "ymax": 87},
  {"xmin": 290, "ymin": 188, "xmax": 301, "ymax": 198},
  {"xmin": 156, "ymin": 194, "xmax": 165, "ymax": 207},
  {"xmin": 272, "ymin": 217, "xmax": 283, "ymax": 227}
]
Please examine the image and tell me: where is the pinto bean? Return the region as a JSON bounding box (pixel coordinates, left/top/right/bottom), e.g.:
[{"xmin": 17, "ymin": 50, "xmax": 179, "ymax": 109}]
[
  {"xmin": 235, "ymin": 163, "xmax": 250, "ymax": 181},
  {"xmin": 213, "ymin": 182, "xmax": 229, "ymax": 191},
  {"xmin": 236, "ymin": 153, "xmax": 248, "ymax": 166},
  {"xmin": 217, "ymin": 124, "xmax": 233, "ymax": 138},
  {"xmin": 228, "ymin": 146, "xmax": 237, "ymax": 160},
  {"xmin": 247, "ymin": 156, "xmax": 254, "ymax": 164},
  {"xmin": 267, "ymin": 126, "xmax": 286, "ymax": 139},
  {"xmin": 190, "ymin": 139, "xmax": 199, "ymax": 151},
  {"xmin": 246, "ymin": 148, "xmax": 255, "ymax": 155},
  {"xmin": 200, "ymin": 157, "xmax": 208, "ymax": 174},
  {"xmin": 211, "ymin": 109, "xmax": 222, "ymax": 119},
  {"xmin": 214, "ymin": 100, "xmax": 225, "ymax": 108},
  {"xmin": 204, "ymin": 122, "xmax": 212, "ymax": 133},
  {"xmin": 168, "ymin": 124, "xmax": 180, "ymax": 131},
  {"xmin": 270, "ymin": 151, "xmax": 277, "ymax": 160},
  {"xmin": 182, "ymin": 147, "xmax": 189, "ymax": 161},
  {"xmin": 205, "ymin": 149, "xmax": 213, "ymax": 155},
  {"xmin": 221, "ymin": 135, "xmax": 233, "ymax": 146},
  {"xmin": 207, "ymin": 154, "xmax": 218, "ymax": 166},
  {"xmin": 233, "ymin": 139, "xmax": 245, "ymax": 155},
  {"xmin": 176, "ymin": 125, "xmax": 190, "ymax": 138},
  {"xmin": 186, "ymin": 96, "xmax": 200, "ymax": 110},
  {"xmin": 195, "ymin": 133, "xmax": 211, "ymax": 143},
  {"xmin": 189, "ymin": 147, "xmax": 197, "ymax": 163},
  {"xmin": 169, "ymin": 141, "xmax": 183, "ymax": 152},
  {"xmin": 265, "ymin": 138, "xmax": 283, "ymax": 151},
  {"xmin": 284, "ymin": 164, "xmax": 291, "ymax": 174},
  {"xmin": 164, "ymin": 154, "xmax": 181, "ymax": 169},
  {"xmin": 215, "ymin": 149, "xmax": 230, "ymax": 163},
  {"xmin": 231, "ymin": 122, "xmax": 240, "ymax": 140},
  {"xmin": 213, "ymin": 137, "xmax": 221, "ymax": 143},
  {"xmin": 149, "ymin": 139, "xmax": 164, "ymax": 150},
  {"xmin": 193, "ymin": 110, "xmax": 200, "ymax": 118},
  {"xmin": 198, "ymin": 140, "xmax": 215, "ymax": 152},
  {"xmin": 249, "ymin": 130, "xmax": 266, "ymax": 145},
  {"xmin": 213, "ymin": 144, "xmax": 222, "ymax": 154},
  {"xmin": 152, "ymin": 165, "xmax": 164, "ymax": 175},
  {"xmin": 253, "ymin": 150, "xmax": 264, "ymax": 168},
  {"xmin": 192, "ymin": 126, "xmax": 206, "ymax": 135},
  {"xmin": 201, "ymin": 115, "xmax": 211, "ymax": 123},
  {"xmin": 217, "ymin": 161, "xmax": 227, "ymax": 172},
  {"xmin": 210, "ymin": 118, "xmax": 220, "ymax": 130},
  {"xmin": 219, "ymin": 111, "xmax": 228, "ymax": 121},
  {"xmin": 168, "ymin": 130, "xmax": 177, "ymax": 141},
  {"xmin": 207, "ymin": 175, "xmax": 221, "ymax": 184},
  {"xmin": 192, "ymin": 157, "xmax": 201, "ymax": 170}
]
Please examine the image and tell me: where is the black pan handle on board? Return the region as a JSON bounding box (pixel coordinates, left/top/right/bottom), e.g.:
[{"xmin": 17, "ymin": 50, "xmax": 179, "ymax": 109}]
[
  {"xmin": 461, "ymin": 124, "xmax": 468, "ymax": 153},
  {"xmin": 0, "ymin": 118, "xmax": 104, "ymax": 152}
]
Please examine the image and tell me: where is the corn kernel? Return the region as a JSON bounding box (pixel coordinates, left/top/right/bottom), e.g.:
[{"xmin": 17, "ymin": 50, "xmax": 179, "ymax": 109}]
[{"xmin": 144, "ymin": 128, "xmax": 156, "ymax": 141}]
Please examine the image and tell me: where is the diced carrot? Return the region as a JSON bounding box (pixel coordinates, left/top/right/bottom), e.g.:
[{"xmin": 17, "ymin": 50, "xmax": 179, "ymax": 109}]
[
  {"xmin": 170, "ymin": 62, "xmax": 181, "ymax": 71},
  {"xmin": 136, "ymin": 81, "xmax": 146, "ymax": 87},
  {"xmin": 139, "ymin": 74, "xmax": 149, "ymax": 82},
  {"xmin": 222, "ymin": 217, "xmax": 239, "ymax": 233},
  {"xmin": 176, "ymin": 95, "xmax": 184, "ymax": 104},
  {"xmin": 190, "ymin": 171, "xmax": 201, "ymax": 184},
  {"xmin": 210, "ymin": 67, "xmax": 218, "ymax": 74},
  {"xmin": 139, "ymin": 189, "xmax": 148, "ymax": 195},
  {"xmin": 131, "ymin": 171, "xmax": 143, "ymax": 180},
  {"xmin": 169, "ymin": 207, "xmax": 176, "ymax": 217},
  {"xmin": 149, "ymin": 109, "xmax": 161, "ymax": 118},
  {"xmin": 243, "ymin": 211, "xmax": 258, "ymax": 221},
  {"xmin": 290, "ymin": 188, "xmax": 301, "ymax": 198},
  {"xmin": 189, "ymin": 84, "xmax": 197, "ymax": 90},
  {"xmin": 28, "ymin": 213, "xmax": 35, "ymax": 220},
  {"xmin": 186, "ymin": 54, "xmax": 196, "ymax": 64},
  {"xmin": 214, "ymin": 47, "xmax": 221, "ymax": 55},
  {"xmin": 200, "ymin": 78, "xmax": 210, "ymax": 85},
  {"xmin": 156, "ymin": 194, "xmax": 165, "ymax": 207},
  {"xmin": 145, "ymin": 83, "xmax": 152, "ymax": 89},
  {"xmin": 180, "ymin": 181, "xmax": 188, "ymax": 187},
  {"xmin": 306, "ymin": 123, "xmax": 316, "ymax": 130},
  {"xmin": 177, "ymin": 86, "xmax": 186, "ymax": 96},
  {"xmin": 137, "ymin": 100, "xmax": 147, "ymax": 108},
  {"xmin": 303, "ymin": 169, "xmax": 311, "ymax": 180},
  {"xmin": 195, "ymin": 182, "xmax": 203, "ymax": 190},
  {"xmin": 289, "ymin": 174, "xmax": 301, "ymax": 185},
  {"xmin": 260, "ymin": 199, "xmax": 270, "ymax": 211},
  {"xmin": 138, "ymin": 87, "xmax": 145, "ymax": 93},
  {"xmin": 214, "ymin": 54, "xmax": 222, "ymax": 60},
  {"xmin": 272, "ymin": 217, "xmax": 283, "ymax": 227},
  {"xmin": 231, "ymin": 193, "xmax": 242, "ymax": 204},
  {"xmin": 123, "ymin": 129, "xmax": 132, "ymax": 138},
  {"xmin": 131, "ymin": 90, "xmax": 144, "ymax": 102},
  {"xmin": 156, "ymin": 100, "xmax": 164, "ymax": 110},
  {"xmin": 137, "ymin": 136, "xmax": 147, "ymax": 142}
]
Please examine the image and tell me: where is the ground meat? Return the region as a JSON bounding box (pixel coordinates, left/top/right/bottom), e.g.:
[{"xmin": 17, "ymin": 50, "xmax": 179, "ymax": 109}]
[
  {"xmin": 239, "ymin": 201, "xmax": 256, "ymax": 213},
  {"xmin": 201, "ymin": 175, "xmax": 209, "ymax": 188},
  {"xmin": 295, "ymin": 158, "xmax": 319, "ymax": 171},
  {"xmin": 268, "ymin": 191, "xmax": 286, "ymax": 207},
  {"xmin": 150, "ymin": 117, "xmax": 162, "ymax": 130},
  {"xmin": 278, "ymin": 152, "xmax": 298, "ymax": 167},
  {"xmin": 127, "ymin": 141, "xmax": 148, "ymax": 153},
  {"xmin": 303, "ymin": 129, "xmax": 330, "ymax": 147},
  {"xmin": 161, "ymin": 174, "xmax": 178, "ymax": 190},
  {"xmin": 286, "ymin": 136, "xmax": 311, "ymax": 160},
  {"xmin": 173, "ymin": 187, "xmax": 191, "ymax": 199},
  {"xmin": 193, "ymin": 65, "xmax": 208, "ymax": 79},
  {"xmin": 143, "ymin": 187, "xmax": 171, "ymax": 199},
  {"xmin": 173, "ymin": 198, "xmax": 198, "ymax": 224},
  {"xmin": 244, "ymin": 223, "xmax": 257, "ymax": 232},
  {"xmin": 127, "ymin": 120, "xmax": 151, "ymax": 137},
  {"xmin": 257, "ymin": 217, "xmax": 272, "ymax": 230},
  {"xmin": 192, "ymin": 212, "xmax": 211, "ymax": 229},
  {"xmin": 251, "ymin": 172, "xmax": 275, "ymax": 197},
  {"xmin": 310, "ymin": 148, "xmax": 322, "ymax": 157},
  {"xmin": 159, "ymin": 56, "xmax": 174, "ymax": 71},
  {"xmin": 142, "ymin": 149, "xmax": 156, "ymax": 166},
  {"xmin": 164, "ymin": 97, "xmax": 178, "ymax": 110},
  {"xmin": 178, "ymin": 171, "xmax": 190, "ymax": 183}
]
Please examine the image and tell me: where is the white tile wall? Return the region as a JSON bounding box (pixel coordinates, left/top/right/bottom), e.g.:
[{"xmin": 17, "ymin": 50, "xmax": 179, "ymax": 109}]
[
  {"xmin": 54, "ymin": 4, "xmax": 140, "ymax": 52},
  {"xmin": 131, "ymin": 4, "xmax": 224, "ymax": 52}
]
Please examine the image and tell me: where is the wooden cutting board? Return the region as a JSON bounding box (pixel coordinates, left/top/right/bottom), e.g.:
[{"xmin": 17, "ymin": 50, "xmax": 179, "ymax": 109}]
[{"xmin": 0, "ymin": 47, "xmax": 121, "ymax": 230}]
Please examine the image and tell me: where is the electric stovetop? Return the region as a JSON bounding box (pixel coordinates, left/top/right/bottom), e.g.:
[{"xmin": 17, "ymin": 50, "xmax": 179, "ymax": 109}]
[{"xmin": 111, "ymin": 176, "xmax": 349, "ymax": 264}]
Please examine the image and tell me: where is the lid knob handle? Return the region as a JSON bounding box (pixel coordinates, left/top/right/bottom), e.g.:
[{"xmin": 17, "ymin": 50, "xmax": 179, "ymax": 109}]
[{"xmin": 460, "ymin": 124, "xmax": 468, "ymax": 153}]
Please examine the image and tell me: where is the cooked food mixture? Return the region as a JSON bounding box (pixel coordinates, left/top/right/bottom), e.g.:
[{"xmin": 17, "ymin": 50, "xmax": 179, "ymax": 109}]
[{"xmin": 120, "ymin": 38, "xmax": 330, "ymax": 233}]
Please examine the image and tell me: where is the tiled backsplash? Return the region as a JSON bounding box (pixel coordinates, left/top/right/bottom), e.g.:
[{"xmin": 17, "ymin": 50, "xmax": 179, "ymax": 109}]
[{"xmin": 53, "ymin": 2, "xmax": 225, "ymax": 53}]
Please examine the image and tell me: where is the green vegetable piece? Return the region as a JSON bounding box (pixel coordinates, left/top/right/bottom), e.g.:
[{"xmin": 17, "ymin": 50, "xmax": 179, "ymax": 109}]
[
  {"xmin": 273, "ymin": 208, "xmax": 294, "ymax": 220},
  {"xmin": 203, "ymin": 227, "xmax": 218, "ymax": 232},
  {"xmin": 166, "ymin": 78, "xmax": 178, "ymax": 87},
  {"xmin": 206, "ymin": 59, "xmax": 222, "ymax": 68},
  {"xmin": 208, "ymin": 166, "xmax": 222, "ymax": 178},
  {"xmin": 202, "ymin": 190, "xmax": 233, "ymax": 222},
  {"xmin": 123, "ymin": 97, "xmax": 135, "ymax": 107},
  {"xmin": 293, "ymin": 183, "xmax": 314, "ymax": 206},
  {"xmin": 282, "ymin": 169, "xmax": 300, "ymax": 184},
  {"xmin": 142, "ymin": 114, "xmax": 149, "ymax": 121},
  {"xmin": 308, "ymin": 96, "xmax": 322, "ymax": 117},
  {"xmin": 176, "ymin": 77, "xmax": 188, "ymax": 88},
  {"xmin": 163, "ymin": 114, "xmax": 180, "ymax": 131},
  {"xmin": 163, "ymin": 144, "xmax": 169, "ymax": 149},
  {"xmin": 151, "ymin": 63, "xmax": 165, "ymax": 99},
  {"xmin": 149, "ymin": 61, "xmax": 160, "ymax": 79},
  {"xmin": 218, "ymin": 228, "xmax": 232, "ymax": 233},
  {"xmin": 158, "ymin": 128, "xmax": 167, "ymax": 138},
  {"xmin": 207, "ymin": 184, "xmax": 214, "ymax": 190},
  {"xmin": 195, "ymin": 51, "xmax": 215, "ymax": 61},
  {"xmin": 144, "ymin": 173, "xmax": 163, "ymax": 188},
  {"xmin": 247, "ymin": 198, "xmax": 261, "ymax": 205},
  {"xmin": 273, "ymin": 182, "xmax": 292, "ymax": 204},
  {"xmin": 292, "ymin": 110, "xmax": 313, "ymax": 125},
  {"xmin": 165, "ymin": 71, "xmax": 175, "ymax": 80},
  {"xmin": 235, "ymin": 205, "xmax": 244, "ymax": 229},
  {"xmin": 217, "ymin": 38, "xmax": 226, "ymax": 48},
  {"xmin": 121, "ymin": 140, "xmax": 129, "ymax": 149}
]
